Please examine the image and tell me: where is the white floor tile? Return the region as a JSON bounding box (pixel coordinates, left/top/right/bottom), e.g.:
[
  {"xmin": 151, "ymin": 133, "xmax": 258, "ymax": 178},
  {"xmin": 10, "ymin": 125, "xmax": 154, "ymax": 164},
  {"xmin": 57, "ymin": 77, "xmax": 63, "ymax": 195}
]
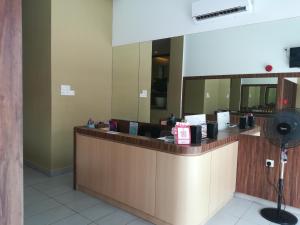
[
  {"xmin": 24, "ymin": 187, "xmax": 49, "ymax": 206},
  {"xmin": 219, "ymin": 198, "xmax": 253, "ymax": 218},
  {"xmin": 25, "ymin": 198, "xmax": 61, "ymax": 218},
  {"xmin": 31, "ymin": 174, "xmax": 73, "ymax": 197},
  {"xmin": 24, "ymin": 205, "xmax": 75, "ymax": 225},
  {"xmin": 24, "ymin": 169, "xmax": 50, "ymax": 186},
  {"xmin": 25, "ymin": 166, "xmax": 278, "ymax": 225},
  {"xmin": 127, "ymin": 219, "xmax": 154, "ymax": 225},
  {"xmin": 242, "ymin": 203, "xmax": 271, "ymax": 225},
  {"xmin": 205, "ymin": 211, "xmax": 239, "ymax": 225},
  {"xmin": 51, "ymin": 214, "xmax": 91, "ymax": 225},
  {"xmin": 65, "ymin": 196, "xmax": 102, "ymax": 212},
  {"xmin": 53, "ymin": 191, "xmax": 92, "ymax": 204},
  {"xmin": 236, "ymin": 218, "xmax": 261, "ymax": 225},
  {"xmin": 95, "ymin": 209, "xmax": 137, "ymax": 225},
  {"xmin": 79, "ymin": 202, "xmax": 117, "ymax": 221},
  {"xmin": 35, "ymin": 185, "xmax": 73, "ymax": 197}
]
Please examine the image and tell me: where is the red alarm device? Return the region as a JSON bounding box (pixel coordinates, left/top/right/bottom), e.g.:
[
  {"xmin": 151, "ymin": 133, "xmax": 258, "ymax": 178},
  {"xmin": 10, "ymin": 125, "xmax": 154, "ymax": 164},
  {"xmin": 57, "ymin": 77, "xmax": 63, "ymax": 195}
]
[{"xmin": 265, "ymin": 65, "xmax": 273, "ymax": 72}]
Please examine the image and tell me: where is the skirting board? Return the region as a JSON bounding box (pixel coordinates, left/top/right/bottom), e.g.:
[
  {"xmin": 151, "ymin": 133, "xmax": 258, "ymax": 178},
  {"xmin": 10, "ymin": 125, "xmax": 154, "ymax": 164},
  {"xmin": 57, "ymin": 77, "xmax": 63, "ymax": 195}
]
[
  {"xmin": 24, "ymin": 160, "xmax": 73, "ymax": 177},
  {"xmin": 235, "ymin": 192, "xmax": 300, "ymax": 215}
]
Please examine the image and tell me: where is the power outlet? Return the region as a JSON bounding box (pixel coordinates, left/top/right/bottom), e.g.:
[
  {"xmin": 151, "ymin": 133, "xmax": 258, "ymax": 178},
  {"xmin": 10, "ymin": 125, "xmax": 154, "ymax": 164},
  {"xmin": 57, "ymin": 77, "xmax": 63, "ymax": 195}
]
[{"xmin": 266, "ymin": 159, "xmax": 275, "ymax": 168}]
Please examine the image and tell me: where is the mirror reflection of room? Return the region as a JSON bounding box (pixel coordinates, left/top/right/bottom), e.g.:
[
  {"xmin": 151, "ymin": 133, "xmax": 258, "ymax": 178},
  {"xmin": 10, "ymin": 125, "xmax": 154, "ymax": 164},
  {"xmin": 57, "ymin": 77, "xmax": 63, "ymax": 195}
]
[
  {"xmin": 183, "ymin": 77, "xmax": 300, "ymax": 116},
  {"xmin": 183, "ymin": 78, "xmax": 231, "ymax": 115},
  {"xmin": 240, "ymin": 78, "xmax": 278, "ymax": 113}
]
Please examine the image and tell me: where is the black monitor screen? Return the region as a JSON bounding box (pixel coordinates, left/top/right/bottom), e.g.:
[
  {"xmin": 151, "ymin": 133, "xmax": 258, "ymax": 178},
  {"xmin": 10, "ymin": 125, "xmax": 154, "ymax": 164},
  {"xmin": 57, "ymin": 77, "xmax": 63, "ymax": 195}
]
[{"xmin": 290, "ymin": 47, "xmax": 300, "ymax": 68}]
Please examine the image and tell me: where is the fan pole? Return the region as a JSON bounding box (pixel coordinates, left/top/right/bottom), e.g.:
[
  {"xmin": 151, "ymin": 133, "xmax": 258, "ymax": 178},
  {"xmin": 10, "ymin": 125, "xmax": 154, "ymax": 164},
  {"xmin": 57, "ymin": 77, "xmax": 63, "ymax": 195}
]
[
  {"xmin": 277, "ymin": 145, "xmax": 287, "ymax": 214},
  {"xmin": 260, "ymin": 144, "xmax": 298, "ymax": 225}
]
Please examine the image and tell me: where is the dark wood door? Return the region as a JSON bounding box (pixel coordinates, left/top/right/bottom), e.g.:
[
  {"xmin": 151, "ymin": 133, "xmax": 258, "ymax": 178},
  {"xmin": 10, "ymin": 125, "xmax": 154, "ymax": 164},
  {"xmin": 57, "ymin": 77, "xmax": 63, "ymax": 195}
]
[
  {"xmin": 277, "ymin": 77, "xmax": 298, "ymax": 110},
  {"xmin": 282, "ymin": 79, "xmax": 297, "ymax": 109},
  {"xmin": 0, "ymin": 0, "xmax": 23, "ymax": 224}
]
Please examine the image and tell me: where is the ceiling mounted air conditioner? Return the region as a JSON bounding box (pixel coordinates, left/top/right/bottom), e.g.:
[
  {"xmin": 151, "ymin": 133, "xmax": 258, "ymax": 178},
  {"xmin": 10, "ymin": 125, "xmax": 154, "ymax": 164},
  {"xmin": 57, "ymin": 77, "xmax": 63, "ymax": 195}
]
[{"xmin": 192, "ymin": 0, "xmax": 253, "ymax": 23}]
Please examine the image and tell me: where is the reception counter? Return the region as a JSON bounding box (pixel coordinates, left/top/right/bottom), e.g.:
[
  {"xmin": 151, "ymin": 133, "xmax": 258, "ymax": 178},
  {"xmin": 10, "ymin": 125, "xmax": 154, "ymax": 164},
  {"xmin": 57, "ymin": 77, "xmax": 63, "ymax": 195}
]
[{"xmin": 74, "ymin": 125, "xmax": 259, "ymax": 225}]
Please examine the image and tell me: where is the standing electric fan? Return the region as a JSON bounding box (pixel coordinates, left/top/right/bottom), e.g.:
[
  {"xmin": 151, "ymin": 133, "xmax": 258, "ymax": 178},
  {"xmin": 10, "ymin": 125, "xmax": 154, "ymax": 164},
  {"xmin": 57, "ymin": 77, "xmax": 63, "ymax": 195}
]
[{"xmin": 260, "ymin": 109, "xmax": 300, "ymax": 225}]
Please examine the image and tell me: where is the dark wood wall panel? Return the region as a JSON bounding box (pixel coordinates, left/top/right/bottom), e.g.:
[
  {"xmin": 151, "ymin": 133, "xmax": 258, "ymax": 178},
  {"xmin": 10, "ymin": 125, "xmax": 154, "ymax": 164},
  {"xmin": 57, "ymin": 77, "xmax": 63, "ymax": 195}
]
[
  {"xmin": 237, "ymin": 135, "xmax": 300, "ymax": 208},
  {"xmin": 0, "ymin": 0, "xmax": 23, "ymax": 224}
]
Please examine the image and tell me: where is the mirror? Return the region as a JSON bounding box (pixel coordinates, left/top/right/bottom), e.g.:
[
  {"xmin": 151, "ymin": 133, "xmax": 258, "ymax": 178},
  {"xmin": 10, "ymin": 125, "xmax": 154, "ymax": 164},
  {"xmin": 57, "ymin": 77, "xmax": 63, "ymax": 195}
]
[
  {"xmin": 240, "ymin": 78, "xmax": 278, "ymax": 113},
  {"xmin": 111, "ymin": 37, "xmax": 183, "ymax": 124},
  {"xmin": 183, "ymin": 76, "xmax": 300, "ymax": 116},
  {"xmin": 241, "ymin": 85, "xmax": 277, "ymax": 113},
  {"xmin": 183, "ymin": 78, "xmax": 231, "ymax": 115},
  {"xmin": 111, "ymin": 17, "xmax": 300, "ymax": 124}
]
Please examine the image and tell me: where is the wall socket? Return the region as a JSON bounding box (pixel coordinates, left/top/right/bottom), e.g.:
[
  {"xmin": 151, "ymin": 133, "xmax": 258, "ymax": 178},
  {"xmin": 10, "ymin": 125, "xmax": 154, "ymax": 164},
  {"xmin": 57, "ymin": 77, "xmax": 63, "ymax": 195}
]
[{"xmin": 266, "ymin": 159, "xmax": 275, "ymax": 168}]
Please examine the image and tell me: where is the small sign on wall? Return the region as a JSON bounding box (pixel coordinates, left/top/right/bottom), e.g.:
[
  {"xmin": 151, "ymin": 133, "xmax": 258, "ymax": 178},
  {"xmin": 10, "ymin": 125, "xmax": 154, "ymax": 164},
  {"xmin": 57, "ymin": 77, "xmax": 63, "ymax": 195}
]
[
  {"xmin": 139, "ymin": 90, "xmax": 148, "ymax": 98},
  {"xmin": 60, "ymin": 84, "xmax": 75, "ymax": 96}
]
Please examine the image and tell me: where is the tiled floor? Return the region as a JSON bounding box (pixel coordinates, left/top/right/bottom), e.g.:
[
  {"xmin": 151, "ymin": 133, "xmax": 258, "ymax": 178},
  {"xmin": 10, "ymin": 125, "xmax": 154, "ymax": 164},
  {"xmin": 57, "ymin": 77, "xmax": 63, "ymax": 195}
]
[{"xmin": 24, "ymin": 166, "xmax": 300, "ymax": 225}]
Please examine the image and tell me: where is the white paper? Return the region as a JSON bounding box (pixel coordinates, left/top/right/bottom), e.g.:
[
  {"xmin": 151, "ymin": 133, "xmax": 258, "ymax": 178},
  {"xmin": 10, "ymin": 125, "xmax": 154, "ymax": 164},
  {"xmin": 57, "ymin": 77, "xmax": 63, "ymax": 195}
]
[
  {"xmin": 217, "ymin": 111, "xmax": 230, "ymax": 130},
  {"xmin": 60, "ymin": 84, "xmax": 75, "ymax": 96},
  {"xmin": 139, "ymin": 90, "xmax": 148, "ymax": 98},
  {"xmin": 185, "ymin": 114, "xmax": 206, "ymax": 126},
  {"xmin": 68, "ymin": 90, "xmax": 75, "ymax": 96}
]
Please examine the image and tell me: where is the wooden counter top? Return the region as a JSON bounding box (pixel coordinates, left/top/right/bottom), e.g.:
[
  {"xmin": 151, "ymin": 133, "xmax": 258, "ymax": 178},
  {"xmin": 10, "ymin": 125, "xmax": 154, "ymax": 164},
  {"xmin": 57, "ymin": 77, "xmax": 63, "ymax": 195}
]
[{"xmin": 74, "ymin": 125, "xmax": 259, "ymax": 156}]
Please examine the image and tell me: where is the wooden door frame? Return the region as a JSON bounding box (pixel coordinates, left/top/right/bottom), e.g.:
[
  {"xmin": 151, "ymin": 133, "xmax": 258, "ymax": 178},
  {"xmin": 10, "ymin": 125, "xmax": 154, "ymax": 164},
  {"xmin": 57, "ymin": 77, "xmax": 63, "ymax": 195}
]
[{"xmin": 0, "ymin": 0, "xmax": 23, "ymax": 225}]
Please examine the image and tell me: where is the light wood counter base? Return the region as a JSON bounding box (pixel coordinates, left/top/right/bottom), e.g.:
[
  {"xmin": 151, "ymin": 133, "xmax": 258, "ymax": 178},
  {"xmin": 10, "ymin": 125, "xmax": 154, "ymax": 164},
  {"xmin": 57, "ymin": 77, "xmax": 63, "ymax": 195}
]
[{"xmin": 75, "ymin": 132, "xmax": 240, "ymax": 225}]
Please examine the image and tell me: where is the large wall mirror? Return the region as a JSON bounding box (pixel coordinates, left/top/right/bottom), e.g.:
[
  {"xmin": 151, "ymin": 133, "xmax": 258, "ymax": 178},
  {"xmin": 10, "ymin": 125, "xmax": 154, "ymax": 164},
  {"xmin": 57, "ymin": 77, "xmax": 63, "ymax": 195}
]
[
  {"xmin": 111, "ymin": 37, "xmax": 183, "ymax": 124},
  {"xmin": 111, "ymin": 16, "xmax": 300, "ymax": 124}
]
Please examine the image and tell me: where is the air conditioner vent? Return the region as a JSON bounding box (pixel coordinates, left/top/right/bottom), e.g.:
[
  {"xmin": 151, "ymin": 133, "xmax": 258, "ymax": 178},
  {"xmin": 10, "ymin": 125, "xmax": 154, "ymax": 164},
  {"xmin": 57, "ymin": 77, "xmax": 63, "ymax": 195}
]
[{"xmin": 194, "ymin": 6, "xmax": 247, "ymax": 21}]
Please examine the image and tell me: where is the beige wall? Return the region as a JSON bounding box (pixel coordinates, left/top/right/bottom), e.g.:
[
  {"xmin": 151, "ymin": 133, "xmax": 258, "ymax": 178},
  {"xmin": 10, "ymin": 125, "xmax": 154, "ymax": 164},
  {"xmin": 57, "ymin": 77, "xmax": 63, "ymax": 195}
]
[
  {"xmin": 183, "ymin": 79, "xmax": 230, "ymax": 115},
  {"xmin": 229, "ymin": 78, "xmax": 241, "ymax": 111},
  {"xmin": 217, "ymin": 79, "xmax": 231, "ymax": 110},
  {"xmin": 112, "ymin": 42, "xmax": 152, "ymax": 123},
  {"xmin": 51, "ymin": 0, "xmax": 113, "ymax": 171},
  {"xmin": 204, "ymin": 79, "xmax": 230, "ymax": 114},
  {"xmin": 204, "ymin": 80, "xmax": 219, "ymax": 115},
  {"xmin": 23, "ymin": 0, "xmax": 52, "ymax": 171},
  {"xmin": 23, "ymin": 0, "xmax": 113, "ymax": 174},
  {"xmin": 183, "ymin": 79, "xmax": 205, "ymax": 115},
  {"xmin": 112, "ymin": 43, "xmax": 140, "ymax": 121},
  {"xmin": 248, "ymin": 87, "xmax": 260, "ymax": 107},
  {"xmin": 138, "ymin": 43, "xmax": 152, "ymax": 123}
]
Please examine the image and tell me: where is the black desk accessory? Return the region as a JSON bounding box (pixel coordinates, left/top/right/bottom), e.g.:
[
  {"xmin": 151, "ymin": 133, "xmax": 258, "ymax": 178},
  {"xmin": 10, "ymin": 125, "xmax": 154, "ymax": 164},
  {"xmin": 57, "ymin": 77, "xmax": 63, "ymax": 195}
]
[
  {"xmin": 190, "ymin": 125, "xmax": 202, "ymax": 144},
  {"xmin": 207, "ymin": 122, "xmax": 218, "ymax": 139}
]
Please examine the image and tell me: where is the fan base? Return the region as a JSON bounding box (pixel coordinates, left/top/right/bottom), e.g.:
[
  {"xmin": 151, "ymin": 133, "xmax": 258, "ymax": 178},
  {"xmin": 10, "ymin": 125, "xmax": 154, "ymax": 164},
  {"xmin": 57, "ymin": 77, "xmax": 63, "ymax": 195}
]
[{"xmin": 260, "ymin": 208, "xmax": 298, "ymax": 225}]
